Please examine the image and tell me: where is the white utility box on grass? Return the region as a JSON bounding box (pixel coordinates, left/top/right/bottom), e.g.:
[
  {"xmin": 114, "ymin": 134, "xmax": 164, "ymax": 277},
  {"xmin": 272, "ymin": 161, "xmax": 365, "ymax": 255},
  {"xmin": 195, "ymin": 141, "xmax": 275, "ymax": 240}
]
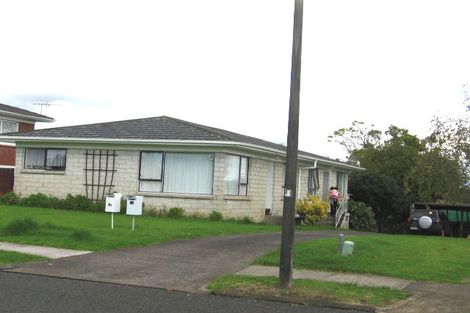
[
  {"xmin": 126, "ymin": 195, "xmax": 143, "ymax": 231},
  {"xmin": 341, "ymin": 241, "xmax": 355, "ymax": 256},
  {"xmin": 105, "ymin": 193, "xmax": 122, "ymax": 229},
  {"xmin": 126, "ymin": 196, "xmax": 143, "ymax": 216},
  {"xmin": 105, "ymin": 193, "xmax": 122, "ymax": 213}
]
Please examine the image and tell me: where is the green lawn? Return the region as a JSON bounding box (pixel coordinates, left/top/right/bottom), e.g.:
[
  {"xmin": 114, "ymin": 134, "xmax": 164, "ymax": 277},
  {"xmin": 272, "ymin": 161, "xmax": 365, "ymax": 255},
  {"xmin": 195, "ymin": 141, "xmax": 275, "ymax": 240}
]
[
  {"xmin": 0, "ymin": 250, "xmax": 47, "ymax": 266},
  {"xmin": 208, "ymin": 275, "xmax": 410, "ymax": 307},
  {"xmin": 0, "ymin": 205, "xmax": 287, "ymax": 251},
  {"xmin": 255, "ymin": 235, "xmax": 470, "ymax": 283}
]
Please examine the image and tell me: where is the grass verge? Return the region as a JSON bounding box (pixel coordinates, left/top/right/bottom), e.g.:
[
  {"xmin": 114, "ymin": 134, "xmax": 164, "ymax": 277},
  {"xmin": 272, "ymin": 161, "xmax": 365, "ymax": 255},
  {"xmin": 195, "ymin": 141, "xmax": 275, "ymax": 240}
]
[
  {"xmin": 0, "ymin": 250, "xmax": 47, "ymax": 266},
  {"xmin": 208, "ymin": 275, "xmax": 410, "ymax": 308},
  {"xmin": 0, "ymin": 205, "xmax": 284, "ymax": 251},
  {"xmin": 255, "ymin": 235, "xmax": 470, "ymax": 283}
]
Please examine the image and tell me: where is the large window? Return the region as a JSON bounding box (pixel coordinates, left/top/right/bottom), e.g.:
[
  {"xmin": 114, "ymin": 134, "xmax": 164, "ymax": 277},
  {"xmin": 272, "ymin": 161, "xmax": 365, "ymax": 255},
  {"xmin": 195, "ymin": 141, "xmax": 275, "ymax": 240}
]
[
  {"xmin": 0, "ymin": 119, "xmax": 18, "ymax": 134},
  {"xmin": 139, "ymin": 152, "xmax": 214, "ymax": 194},
  {"xmin": 224, "ymin": 155, "xmax": 249, "ymax": 196},
  {"xmin": 24, "ymin": 148, "xmax": 67, "ymax": 171},
  {"xmin": 308, "ymin": 168, "xmax": 319, "ymax": 195}
]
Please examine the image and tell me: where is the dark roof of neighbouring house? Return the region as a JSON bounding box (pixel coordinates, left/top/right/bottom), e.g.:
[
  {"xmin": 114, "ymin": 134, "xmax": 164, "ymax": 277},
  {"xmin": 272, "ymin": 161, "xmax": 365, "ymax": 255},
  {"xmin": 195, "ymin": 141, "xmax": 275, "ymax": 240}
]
[
  {"xmin": 0, "ymin": 103, "xmax": 54, "ymax": 122},
  {"xmin": 2, "ymin": 116, "xmax": 360, "ymax": 169}
]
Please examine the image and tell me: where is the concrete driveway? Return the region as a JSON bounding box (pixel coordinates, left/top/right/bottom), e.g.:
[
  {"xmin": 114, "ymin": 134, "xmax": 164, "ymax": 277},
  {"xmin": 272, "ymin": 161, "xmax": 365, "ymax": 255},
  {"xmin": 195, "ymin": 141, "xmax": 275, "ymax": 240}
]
[{"xmin": 6, "ymin": 230, "xmax": 352, "ymax": 292}]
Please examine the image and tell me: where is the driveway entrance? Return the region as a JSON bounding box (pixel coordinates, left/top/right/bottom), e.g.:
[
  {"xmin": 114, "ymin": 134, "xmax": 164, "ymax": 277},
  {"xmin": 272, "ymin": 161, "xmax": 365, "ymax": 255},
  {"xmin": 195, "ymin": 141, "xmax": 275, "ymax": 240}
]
[{"xmin": 7, "ymin": 231, "xmax": 348, "ymax": 292}]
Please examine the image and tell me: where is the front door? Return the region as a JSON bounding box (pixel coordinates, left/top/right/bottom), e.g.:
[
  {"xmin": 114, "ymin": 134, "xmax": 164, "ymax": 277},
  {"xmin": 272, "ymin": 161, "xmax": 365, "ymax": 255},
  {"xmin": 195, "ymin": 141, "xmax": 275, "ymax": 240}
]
[{"xmin": 0, "ymin": 168, "xmax": 14, "ymax": 195}]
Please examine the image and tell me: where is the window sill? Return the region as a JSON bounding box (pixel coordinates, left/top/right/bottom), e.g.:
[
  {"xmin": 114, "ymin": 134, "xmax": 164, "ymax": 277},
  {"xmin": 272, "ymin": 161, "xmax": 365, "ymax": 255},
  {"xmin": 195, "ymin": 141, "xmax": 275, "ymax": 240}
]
[
  {"xmin": 20, "ymin": 169, "xmax": 66, "ymax": 175},
  {"xmin": 137, "ymin": 192, "xmax": 214, "ymax": 200},
  {"xmin": 223, "ymin": 195, "xmax": 251, "ymax": 201}
]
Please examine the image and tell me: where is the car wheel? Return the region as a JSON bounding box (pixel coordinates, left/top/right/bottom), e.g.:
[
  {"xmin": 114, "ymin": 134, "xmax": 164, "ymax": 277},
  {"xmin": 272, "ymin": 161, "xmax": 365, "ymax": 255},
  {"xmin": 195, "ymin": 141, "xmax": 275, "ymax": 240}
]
[{"xmin": 418, "ymin": 216, "xmax": 433, "ymax": 230}]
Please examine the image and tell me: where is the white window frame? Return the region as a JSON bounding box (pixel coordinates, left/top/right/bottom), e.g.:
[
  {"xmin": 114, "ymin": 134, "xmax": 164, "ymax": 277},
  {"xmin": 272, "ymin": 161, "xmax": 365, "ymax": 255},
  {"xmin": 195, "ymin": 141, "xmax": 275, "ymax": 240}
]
[
  {"xmin": 337, "ymin": 172, "xmax": 347, "ymax": 196},
  {"xmin": 138, "ymin": 152, "xmax": 164, "ymax": 192},
  {"xmin": 24, "ymin": 148, "xmax": 67, "ymax": 171},
  {"xmin": 138, "ymin": 151, "xmax": 214, "ymax": 195},
  {"xmin": 0, "ymin": 119, "xmax": 19, "ymax": 134},
  {"xmin": 224, "ymin": 155, "xmax": 249, "ymax": 196},
  {"xmin": 308, "ymin": 168, "xmax": 320, "ymax": 195}
]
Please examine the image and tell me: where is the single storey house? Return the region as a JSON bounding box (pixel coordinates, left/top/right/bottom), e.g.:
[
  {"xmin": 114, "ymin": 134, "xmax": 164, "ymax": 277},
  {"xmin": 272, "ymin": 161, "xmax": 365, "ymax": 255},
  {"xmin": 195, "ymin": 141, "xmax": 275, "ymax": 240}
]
[
  {"xmin": 0, "ymin": 103, "xmax": 54, "ymax": 194},
  {"xmin": 0, "ymin": 116, "xmax": 362, "ymax": 221}
]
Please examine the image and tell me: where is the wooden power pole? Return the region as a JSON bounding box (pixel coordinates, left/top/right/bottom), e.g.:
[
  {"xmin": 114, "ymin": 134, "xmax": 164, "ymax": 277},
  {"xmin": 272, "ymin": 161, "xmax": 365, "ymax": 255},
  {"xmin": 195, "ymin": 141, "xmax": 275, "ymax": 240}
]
[{"xmin": 279, "ymin": 0, "xmax": 304, "ymax": 289}]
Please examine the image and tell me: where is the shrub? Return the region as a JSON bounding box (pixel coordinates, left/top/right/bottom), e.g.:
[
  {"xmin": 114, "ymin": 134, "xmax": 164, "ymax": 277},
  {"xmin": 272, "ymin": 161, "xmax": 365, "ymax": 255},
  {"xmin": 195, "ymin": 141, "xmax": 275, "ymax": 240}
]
[
  {"xmin": 47, "ymin": 196, "xmax": 63, "ymax": 209},
  {"xmin": 149, "ymin": 208, "xmax": 169, "ymax": 217},
  {"xmin": 19, "ymin": 193, "xmax": 53, "ymax": 208},
  {"xmin": 91, "ymin": 200, "xmax": 106, "ymax": 212},
  {"xmin": 70, "ymin": 230, "xmax": 93, "ymax": 241},
  {"xmin": 5, "ymin": 218, "xmax": 39, "ymax": 235},
  {"xmin": 348, "ymin": 201, "xmax": 377, "ymax": 232},
  {"xmin": 240, "ymin": 216, "xmax": 254, "ymax": 224},
  {"xmin": 190, "ymin": 212, "xmax": 206, "ymax": 219},
  {"xmin": 296, "ymin": 195, "xmax": 329, "ymax": 224},
  {"xmin": 0, "ymin": 192, "xmax": 20, "ymax": 205},
  {"xmin": 145, "ymin": 209, "xmax": 160, "ymax": 217},
  {"xmin": 167, "ymin": 207, "xmax": 185, "ymax": 218},
  {"xmin": 209, "ymin": 210, "xmax": 223, "ymax": 221},
  {"xmin": 62, "ymin": 194, "xmax": 94, "ymax": 211}
]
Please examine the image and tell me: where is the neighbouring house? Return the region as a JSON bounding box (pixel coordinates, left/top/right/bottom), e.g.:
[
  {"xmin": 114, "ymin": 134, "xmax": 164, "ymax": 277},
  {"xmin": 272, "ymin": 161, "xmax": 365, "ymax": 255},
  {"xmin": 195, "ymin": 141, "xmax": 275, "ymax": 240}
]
[
  {"xmin": 0, "ymin": 103, "xmax": 54, "ymax": 194},
  {"xmin": 0, "ymin": 116, "xmax": 362, "ymax": 222}
]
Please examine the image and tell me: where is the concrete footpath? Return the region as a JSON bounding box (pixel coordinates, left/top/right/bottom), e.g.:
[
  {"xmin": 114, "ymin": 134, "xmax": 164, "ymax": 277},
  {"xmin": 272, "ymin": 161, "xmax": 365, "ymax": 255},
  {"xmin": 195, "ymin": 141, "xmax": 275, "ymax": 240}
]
[
  {"xmin": 0, "ymin": 242, "xmax": 91, "ymax": 259},
  {"xmin": 235, "ymin": 266, "xmax": 470, "ymax": 313},
  {"xmin": 236, "ymin": 265, "xmax": 412, "ymax": 289}
]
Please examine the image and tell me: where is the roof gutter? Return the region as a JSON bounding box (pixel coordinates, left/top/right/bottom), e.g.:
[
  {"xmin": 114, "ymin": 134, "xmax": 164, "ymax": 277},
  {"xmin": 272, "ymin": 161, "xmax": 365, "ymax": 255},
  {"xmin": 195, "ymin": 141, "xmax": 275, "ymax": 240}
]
[
  {"xmin": 0, "ymin": 136, "xmax": 364, "ymax": 171},
  {"xmin": 0, "ymin": 110, "xmax": 55, "ymax": 123}
]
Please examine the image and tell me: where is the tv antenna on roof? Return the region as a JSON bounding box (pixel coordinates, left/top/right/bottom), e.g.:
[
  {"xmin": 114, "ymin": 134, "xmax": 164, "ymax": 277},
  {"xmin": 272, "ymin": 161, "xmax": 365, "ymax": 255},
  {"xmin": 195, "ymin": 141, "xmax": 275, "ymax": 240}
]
[{"xmin": 33, "ymin": 102, "xmax": 53, "ymax": 114}]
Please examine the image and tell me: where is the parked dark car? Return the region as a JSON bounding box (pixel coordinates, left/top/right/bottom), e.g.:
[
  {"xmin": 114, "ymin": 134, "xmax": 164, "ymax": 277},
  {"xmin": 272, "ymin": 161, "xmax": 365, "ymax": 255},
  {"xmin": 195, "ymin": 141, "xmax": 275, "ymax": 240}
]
[
  {"xmin": 409, "ymin": 204, "xmax": 444, "ymax": 235},
  {"xmin": 408, "ymin": 203, "xmax": 470, "ymax": 237}
]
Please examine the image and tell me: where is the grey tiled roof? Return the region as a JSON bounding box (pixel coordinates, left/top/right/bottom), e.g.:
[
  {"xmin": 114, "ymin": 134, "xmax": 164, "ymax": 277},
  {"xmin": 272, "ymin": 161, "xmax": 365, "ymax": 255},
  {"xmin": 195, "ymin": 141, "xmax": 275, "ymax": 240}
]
[
  {"xmin": 4, "ymin": 116, "xmax": 351, "ymax": 166},
  {"xmin": 0, "ymin": 103, "xmax": 54, "ymax": 121}
]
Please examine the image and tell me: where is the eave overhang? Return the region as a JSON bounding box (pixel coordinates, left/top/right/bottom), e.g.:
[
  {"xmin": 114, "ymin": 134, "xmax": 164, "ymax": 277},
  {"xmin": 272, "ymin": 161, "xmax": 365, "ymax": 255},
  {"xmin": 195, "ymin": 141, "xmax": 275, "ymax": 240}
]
[{"xmin": 0, "ymin": 136, "xmax": 364, "ymax": 171}]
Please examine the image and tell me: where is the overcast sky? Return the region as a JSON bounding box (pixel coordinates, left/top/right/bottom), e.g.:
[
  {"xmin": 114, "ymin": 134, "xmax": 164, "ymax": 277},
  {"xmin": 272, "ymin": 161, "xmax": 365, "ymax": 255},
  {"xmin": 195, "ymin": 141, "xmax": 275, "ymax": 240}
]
[{"xmin": 1, "ymin": 0, "xmax": 469, "ymax": 160}]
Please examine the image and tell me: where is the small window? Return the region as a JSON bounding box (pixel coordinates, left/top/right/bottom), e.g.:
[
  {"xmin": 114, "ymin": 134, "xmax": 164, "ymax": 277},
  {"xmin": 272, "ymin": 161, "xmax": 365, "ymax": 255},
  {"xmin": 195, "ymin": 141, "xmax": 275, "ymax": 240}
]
[
  {"xmin": 224, "ymin": 155, "xmax": 249, "ymax": 196},
  {"xmin": 337, "ymin": 172, "xmax": 347, "ymax": 196},
  {"xmin": 308, "ymin": 168, "xmax": 319, "ymax": 195},
  {"xmin": 24, "ymin": 148, "xmax": 66, "ymax": 171},
  {"xmin": 140, "ymin": 152, "xmax": 163, "ymax": 180},
  {"xmin": 1, "ymin": 120, "xmax": 18, "ymax": 134},
  {"xmin": 139, "ymin": 152, "xmax": 163, "ymax": 192}
]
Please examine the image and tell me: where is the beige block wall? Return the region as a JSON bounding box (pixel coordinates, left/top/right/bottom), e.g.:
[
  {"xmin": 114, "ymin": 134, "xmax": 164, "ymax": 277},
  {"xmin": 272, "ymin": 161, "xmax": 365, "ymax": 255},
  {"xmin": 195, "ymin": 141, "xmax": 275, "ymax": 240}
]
[
  {"xmin": 14, "ymin": 147, "xmax": 350, "ymax": 221},
  {"xmin": 15, "ymin": 148, "xmax": 87, "ymax": 197},
  {"xmin": 271, "ymin": 161, "xmax": 285, "ymax": 215},
  {"xmin": 14, "ymin": 148, "xmax": 276, "ymax": 221},
  {"xmin": 297, "ymin": 168, "xmax": 309, "ymax": 199}
]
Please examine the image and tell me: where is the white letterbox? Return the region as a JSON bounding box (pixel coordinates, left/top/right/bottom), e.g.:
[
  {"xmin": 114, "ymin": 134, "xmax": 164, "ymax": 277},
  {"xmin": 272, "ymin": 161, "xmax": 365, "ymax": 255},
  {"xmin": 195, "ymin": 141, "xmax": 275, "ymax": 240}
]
[
  {"xmin": 126, "ymin": 196, "xmax": 143, "ymax": 216},
  {"xmin": 105, "ymin": 193, "xmax": 122, "ymax": 213}
]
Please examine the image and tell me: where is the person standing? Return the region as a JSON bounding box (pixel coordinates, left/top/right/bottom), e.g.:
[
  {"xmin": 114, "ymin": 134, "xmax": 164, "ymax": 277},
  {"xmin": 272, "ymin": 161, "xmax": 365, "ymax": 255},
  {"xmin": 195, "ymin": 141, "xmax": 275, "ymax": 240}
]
[{"xmin": 329, "ymin": 186, "xmax": 340, "ymax": 216}]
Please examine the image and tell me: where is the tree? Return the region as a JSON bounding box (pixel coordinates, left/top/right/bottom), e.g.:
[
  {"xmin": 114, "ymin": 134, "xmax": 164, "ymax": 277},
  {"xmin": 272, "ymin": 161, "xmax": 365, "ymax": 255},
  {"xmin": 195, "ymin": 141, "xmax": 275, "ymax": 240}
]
[
  {"xmin": 405, "ymin": 149, "xmax": 463, "ymax": 203},
  {"xmin": 427, "ymin": 116, "xmax": 470, "ymax": 181},
  {"xmin": 328, "ymin": 120, "xmax": 382, "ymax": 165},
  {"xmin": 331, "ymin": 118, "xmax": 470, "ymax": 233},
  {"xmin": 328, "ymin": 121, "xmax": 425, "ymax": 182},
  {"xmin": 330, "ymin": 122, "xmax": 424, "ymax": 190},
  {"xmin": 349, "ymin": 171, "xmax": 406, "ymax": 233},
  {"xmin": 378, "ymin": 126, "xmax": 425, "ymax": 185}
]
